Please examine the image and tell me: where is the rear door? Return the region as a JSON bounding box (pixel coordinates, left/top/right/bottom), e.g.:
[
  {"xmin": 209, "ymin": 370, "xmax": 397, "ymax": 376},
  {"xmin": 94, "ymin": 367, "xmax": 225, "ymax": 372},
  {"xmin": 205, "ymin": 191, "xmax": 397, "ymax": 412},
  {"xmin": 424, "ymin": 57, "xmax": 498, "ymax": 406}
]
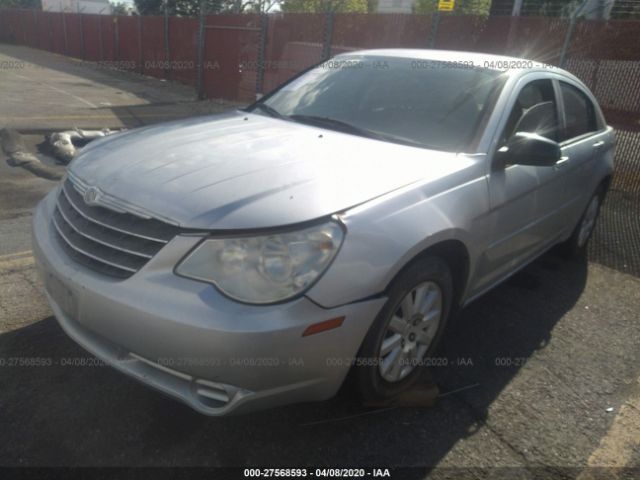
[{"xmin": 555, "ymin": 80, "xmax": 610, "ymax": 227}]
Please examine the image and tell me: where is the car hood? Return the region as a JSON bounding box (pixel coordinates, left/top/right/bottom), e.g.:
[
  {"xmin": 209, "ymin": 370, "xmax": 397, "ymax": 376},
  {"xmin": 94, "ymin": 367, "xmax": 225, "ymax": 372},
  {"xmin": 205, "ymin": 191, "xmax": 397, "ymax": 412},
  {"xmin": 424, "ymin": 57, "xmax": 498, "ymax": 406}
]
[{"xmin": 70, "ymin": 111, "xmax": 477, "ymax": 229}]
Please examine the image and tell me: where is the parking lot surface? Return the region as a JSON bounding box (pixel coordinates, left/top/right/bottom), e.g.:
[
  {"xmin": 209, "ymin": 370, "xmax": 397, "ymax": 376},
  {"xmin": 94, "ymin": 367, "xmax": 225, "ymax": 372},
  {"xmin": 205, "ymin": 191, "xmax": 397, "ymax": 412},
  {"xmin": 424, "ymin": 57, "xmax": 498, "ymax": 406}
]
[
  {"xmin": 0, "ymin": 44, "xmax": 237, "ymax": 131},
  {"xmin": 1, "ymin": 44, "xmax": 639, "ymax": 476}
]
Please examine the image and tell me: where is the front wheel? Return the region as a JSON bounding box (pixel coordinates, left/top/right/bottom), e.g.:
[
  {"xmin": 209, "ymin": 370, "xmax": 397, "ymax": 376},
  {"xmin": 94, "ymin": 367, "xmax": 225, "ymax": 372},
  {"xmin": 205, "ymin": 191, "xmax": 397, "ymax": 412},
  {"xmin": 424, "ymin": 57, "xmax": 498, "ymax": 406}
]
[{"xmin": 355, "ymin": 256, "xmax": 453, "ymax": 402}]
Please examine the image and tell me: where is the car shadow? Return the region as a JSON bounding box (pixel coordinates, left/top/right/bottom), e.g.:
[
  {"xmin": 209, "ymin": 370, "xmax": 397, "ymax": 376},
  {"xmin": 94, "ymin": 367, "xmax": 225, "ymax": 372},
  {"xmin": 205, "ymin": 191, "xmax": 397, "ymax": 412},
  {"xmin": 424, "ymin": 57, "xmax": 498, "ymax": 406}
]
[{"xmin": 0, "ymin": 250, "xmax": 588, "ymax": 471}]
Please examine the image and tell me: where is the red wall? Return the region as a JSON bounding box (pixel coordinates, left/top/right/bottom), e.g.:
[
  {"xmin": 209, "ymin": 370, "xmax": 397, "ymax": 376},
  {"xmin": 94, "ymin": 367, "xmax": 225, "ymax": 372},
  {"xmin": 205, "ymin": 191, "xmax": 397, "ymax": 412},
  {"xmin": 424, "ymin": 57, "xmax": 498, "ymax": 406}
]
[{"xmin": 1, "ymin": 8, "xmax": 639, "ymax": 127}]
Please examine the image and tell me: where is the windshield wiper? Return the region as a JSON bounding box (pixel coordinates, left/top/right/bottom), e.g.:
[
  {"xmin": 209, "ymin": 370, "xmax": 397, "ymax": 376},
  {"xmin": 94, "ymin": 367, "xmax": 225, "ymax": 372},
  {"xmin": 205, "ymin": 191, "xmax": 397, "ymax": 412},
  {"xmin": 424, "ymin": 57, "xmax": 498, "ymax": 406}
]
[
  {"xmin": 253, "ymin": 103, "xmax": 287, "ymax": 119},
  {"xmin": 289, "ymin": 115, "xmax": 430, "ymax": 148},
  {"xmin": 288, "ymin": 115, "xmax": 384, "ymax": 140}
]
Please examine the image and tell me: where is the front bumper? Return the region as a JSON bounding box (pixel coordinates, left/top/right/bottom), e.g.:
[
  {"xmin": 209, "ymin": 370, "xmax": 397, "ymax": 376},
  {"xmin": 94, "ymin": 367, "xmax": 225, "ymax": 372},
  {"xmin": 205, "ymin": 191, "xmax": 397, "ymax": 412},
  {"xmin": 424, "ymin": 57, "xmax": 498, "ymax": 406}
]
[{"xmin": 32, "ymin": 188, "xmax": 385, "ymax": 415}]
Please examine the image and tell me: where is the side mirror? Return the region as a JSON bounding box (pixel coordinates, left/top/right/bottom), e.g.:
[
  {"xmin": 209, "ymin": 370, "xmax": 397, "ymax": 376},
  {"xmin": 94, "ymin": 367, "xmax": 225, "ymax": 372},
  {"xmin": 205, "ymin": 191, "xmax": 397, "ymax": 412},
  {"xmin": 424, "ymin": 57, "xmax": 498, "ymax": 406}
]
[{"xmin": 497, "ymin": 132, "xmax": 561, "ymax": 167}]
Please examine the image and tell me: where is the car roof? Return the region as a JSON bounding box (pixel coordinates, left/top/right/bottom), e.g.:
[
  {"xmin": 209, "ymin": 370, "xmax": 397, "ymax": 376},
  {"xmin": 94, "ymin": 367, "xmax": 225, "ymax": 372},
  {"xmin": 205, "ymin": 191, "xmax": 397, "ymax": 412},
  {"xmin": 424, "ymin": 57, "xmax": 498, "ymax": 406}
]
[{"xmin": 336, "ymin": 48, "xmax": 564, "ymax": 74}]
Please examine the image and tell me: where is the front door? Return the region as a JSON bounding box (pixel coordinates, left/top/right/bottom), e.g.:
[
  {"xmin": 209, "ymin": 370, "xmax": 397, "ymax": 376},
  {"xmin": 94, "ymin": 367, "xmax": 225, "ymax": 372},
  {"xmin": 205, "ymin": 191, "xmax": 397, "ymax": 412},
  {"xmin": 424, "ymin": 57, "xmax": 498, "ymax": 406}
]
[{"xmin": 476, "ymin": 77, "xmax": 565, "ymax": 291}]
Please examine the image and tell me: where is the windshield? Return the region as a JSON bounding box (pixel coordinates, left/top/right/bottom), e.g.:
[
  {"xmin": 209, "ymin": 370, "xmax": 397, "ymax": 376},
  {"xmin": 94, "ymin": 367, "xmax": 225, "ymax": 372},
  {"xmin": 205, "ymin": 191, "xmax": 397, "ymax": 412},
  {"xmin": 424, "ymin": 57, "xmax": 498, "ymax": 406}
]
[{"xmin": 252, "ymin": 55, "xmax": 506, "ymax": 152}]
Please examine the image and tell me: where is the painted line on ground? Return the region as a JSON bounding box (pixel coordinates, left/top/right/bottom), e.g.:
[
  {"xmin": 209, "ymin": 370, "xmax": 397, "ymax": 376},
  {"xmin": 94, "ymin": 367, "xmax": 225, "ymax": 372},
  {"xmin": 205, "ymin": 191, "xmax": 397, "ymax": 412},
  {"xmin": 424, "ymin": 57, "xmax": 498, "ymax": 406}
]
[
  {"xmin": 577, "ymin": 376, "xmax": 640, "ymax": 475},
  {"xmin": 11, "ymin": 72, "xmax": 98, "ymax": 109},
  {"xmin": 0, "ymin": 250, "xmax": 33, "ymax": 261},
  {"xmin": 0, "ymin": 254, "xmax": 35, "ymax": 272}
]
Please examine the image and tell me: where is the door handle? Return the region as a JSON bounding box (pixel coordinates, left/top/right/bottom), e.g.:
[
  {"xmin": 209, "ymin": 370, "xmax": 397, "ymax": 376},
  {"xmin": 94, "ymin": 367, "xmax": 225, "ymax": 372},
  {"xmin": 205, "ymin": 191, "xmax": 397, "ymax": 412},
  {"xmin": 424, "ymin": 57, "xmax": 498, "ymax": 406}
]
[
  {"xmin": 555, "ymin": 156, "xmax": 569, "ymax": 168},
  {"xmin": 593, "ymin": 141, "xmax": 605, "ymax": 148}
]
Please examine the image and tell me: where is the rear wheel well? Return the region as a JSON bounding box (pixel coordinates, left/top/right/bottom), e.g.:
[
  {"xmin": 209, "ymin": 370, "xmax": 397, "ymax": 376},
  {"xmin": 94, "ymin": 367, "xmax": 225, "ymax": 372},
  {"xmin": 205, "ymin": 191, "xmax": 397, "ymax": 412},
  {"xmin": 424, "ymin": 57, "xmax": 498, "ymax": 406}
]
[
  {"xmin": 391, "ymin": 240, "xmax": 470, "ymax": 311},
  {"xmin": 599, "ymin": 175, "xmax": 613, "ymax": 199}
]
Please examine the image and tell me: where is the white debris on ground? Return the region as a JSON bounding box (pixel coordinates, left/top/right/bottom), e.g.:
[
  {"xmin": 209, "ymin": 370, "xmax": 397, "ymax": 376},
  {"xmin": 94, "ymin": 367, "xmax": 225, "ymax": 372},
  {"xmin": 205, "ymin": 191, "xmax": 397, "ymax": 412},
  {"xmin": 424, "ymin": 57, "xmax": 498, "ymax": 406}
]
[
  {"xmin": 1, "ymin": 127, "xmax": 123, "ymax": 181},
  {"xmin": 48, "ymin": 128, "xmax": 121, "ymax": 164}
]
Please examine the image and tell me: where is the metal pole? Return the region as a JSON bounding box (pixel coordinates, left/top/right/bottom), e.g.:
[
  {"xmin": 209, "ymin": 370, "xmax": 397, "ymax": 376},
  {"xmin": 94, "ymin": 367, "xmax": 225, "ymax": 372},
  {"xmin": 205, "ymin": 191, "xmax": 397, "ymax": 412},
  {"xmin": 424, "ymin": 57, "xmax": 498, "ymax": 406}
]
[
  {"xmin": 256, "ymin": 13, "xmax": 268, "ymax": 96},
  {"xmin": 138, "ymin": 15, "xmax": 143, "ymax": 74},
  {"xmin": 511, "ymin": 0, "xmax": 523, "ymax": 16},
  {"xmin": 61, "ymin": 4, "xmax": 68, "ymax": 55},
  {"xmin": 322, "ymin": 11, "xmax": 334, "ymax": 61},
  {"xmin": 78, "ymin": 5, "xmax": 85, "ymax": 60},
  {"xmin": 164, "ymin": 0, "xmax": 170, "ymax": 80},
  {"xmin": 98, "ymin": 16, "xmax": 103, "ymax": 61},
  {"xmin": 559, "ymin": 19, "xmax": 576, "ymax": 68},
  {"xmin": 590, "ymin": 58, "xmax": 600, "ymax": 94},
  {"xmin": 559, "ymin": 0, "xmax": 589, "ymax": 67},
  {"xmin": 32, "ymin": 9, "xmax": 37, "ymax": 48},
  {"xmin": 48, "ymin": 13, "xmax": 53, "ymax": 51},
  {"xmin": 506, "ymin": 0, "xmax": 523, "ymax": 54},
  {"xmin": 114, "ymin": 16, "xmax": 119, "ymax": 63},
  {"xmin": 23, "ymin": 10, "xmax": 28, "ymax": 45},
  {"xmin": 196, "ymin": 0, "xmax": 206, "ymax": 99},
  {"xmin": 429, "ymin": 12, "xmax": 440, "ymax": 49}
]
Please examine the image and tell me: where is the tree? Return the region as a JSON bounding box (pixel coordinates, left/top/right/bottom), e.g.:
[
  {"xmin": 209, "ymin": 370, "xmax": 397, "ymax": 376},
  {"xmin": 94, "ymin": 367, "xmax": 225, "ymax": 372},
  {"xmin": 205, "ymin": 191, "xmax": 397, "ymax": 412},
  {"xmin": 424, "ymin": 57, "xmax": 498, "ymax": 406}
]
[
  {"xmin": 134, "ymin": 0, "xmax": 230, "ymax": 16},
  {"xmin": 0, "ymin": 0, "xmax": 41, "ymax": 8},
  {"xmin": 280, "ymin": 0, "xmax": 369, "ymax": 13},
  {"xmin": 111, "ymin": 1, "xmax": 131, "ymax": 14},
  {"xmin": 524, "ymin": 0, "xmax": 580, "ymax": 17},
  {"xmin": 414, "ymin": 0, "xmax": 491, "ymax": 15},
  {"xmin": 242, "ymin": 0, "xmax": 281, "ymax": 12}
]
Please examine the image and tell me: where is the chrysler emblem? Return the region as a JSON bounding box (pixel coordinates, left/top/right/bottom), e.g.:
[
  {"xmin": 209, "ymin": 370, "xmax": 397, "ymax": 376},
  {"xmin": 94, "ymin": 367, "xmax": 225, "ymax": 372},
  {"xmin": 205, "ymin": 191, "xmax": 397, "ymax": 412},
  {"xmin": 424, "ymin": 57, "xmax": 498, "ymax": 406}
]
[{"xmin": 83, "ymin": 186, "xmax": 101, "ymax": 206}]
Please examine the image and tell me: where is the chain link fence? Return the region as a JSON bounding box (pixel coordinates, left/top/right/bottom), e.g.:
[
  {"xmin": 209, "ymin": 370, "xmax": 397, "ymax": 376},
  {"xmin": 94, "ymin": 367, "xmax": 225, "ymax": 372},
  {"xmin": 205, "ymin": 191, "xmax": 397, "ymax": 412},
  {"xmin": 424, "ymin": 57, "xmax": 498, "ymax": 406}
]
[
  {"xmin": 0, "ymin": 3, "xmax": 639, "ymax": 273},
  {"xmin": 1, "ymin": 7, "xmax": 639, "ymax": 186}
]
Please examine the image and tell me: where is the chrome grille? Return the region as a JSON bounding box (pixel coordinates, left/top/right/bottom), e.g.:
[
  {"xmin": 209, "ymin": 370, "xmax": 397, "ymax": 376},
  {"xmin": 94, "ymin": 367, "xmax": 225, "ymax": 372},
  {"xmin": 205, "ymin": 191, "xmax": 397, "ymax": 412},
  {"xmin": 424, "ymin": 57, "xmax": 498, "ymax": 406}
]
[{"xmin": 53, "ymin": 178, "xmax": 183, "ymax": 278}]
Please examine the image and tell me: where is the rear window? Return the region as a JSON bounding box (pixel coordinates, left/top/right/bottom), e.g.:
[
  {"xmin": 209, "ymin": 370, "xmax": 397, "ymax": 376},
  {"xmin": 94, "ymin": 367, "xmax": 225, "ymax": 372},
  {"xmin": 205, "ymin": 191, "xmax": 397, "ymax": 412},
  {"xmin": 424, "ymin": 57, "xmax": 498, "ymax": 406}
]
[{"xmin": 559, "ymin": 82, "xmax": 598, "ymax": 141}]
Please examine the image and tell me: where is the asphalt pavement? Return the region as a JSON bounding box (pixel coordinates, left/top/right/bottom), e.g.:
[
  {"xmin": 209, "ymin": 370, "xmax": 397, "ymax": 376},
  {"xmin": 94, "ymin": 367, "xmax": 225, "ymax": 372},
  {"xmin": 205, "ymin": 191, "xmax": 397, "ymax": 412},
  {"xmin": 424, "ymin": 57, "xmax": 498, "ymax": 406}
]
[{"xmin": 0, "ymin": 44, "xmax": 639, "ymax": 476}]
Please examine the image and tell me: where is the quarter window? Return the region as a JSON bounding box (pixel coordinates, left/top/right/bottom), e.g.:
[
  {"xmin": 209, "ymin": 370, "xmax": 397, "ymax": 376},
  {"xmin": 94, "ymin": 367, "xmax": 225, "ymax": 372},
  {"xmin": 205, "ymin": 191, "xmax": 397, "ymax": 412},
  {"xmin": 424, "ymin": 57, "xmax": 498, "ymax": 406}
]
[{"xmin": 559, "ymin": 82, "xmax": 597, "ymax": 141}]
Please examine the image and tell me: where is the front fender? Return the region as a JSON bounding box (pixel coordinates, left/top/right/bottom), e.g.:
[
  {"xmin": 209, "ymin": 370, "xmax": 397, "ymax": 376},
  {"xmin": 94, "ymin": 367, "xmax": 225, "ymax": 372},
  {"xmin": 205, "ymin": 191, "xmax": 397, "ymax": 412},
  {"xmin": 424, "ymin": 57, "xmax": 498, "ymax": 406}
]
[{"xmin": 306, "ymin": 167, "xmax": 489, "ymax": 308}]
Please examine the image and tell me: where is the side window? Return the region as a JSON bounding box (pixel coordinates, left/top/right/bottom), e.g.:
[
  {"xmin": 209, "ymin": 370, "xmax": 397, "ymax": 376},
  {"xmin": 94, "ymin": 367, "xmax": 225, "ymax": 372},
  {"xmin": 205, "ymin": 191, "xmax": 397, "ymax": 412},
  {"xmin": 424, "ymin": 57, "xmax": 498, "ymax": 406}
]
[
  {"xmin": 559, "ymin": 82, "xmax": 598, "ymax": 141},
  {"xmin": 499, "ymin": 79, "xmax": 558, "ymax": 145}
]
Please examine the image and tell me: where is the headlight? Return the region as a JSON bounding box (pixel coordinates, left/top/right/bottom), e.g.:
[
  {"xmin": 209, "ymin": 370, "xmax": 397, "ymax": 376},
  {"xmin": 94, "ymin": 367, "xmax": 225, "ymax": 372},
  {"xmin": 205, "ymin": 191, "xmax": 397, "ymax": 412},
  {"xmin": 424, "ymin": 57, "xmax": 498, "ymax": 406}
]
[{"xmin": 175, "ymin": 220, "xmax": 345, "ymax": 304}]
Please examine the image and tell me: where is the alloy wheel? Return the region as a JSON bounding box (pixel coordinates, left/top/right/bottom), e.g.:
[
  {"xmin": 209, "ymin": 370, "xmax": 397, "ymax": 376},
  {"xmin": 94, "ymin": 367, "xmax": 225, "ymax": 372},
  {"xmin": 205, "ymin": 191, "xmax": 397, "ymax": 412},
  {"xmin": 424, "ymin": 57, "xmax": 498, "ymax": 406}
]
[{"xmin": 378, "ymin": 281, "xmax": 442, "ymax": 383}]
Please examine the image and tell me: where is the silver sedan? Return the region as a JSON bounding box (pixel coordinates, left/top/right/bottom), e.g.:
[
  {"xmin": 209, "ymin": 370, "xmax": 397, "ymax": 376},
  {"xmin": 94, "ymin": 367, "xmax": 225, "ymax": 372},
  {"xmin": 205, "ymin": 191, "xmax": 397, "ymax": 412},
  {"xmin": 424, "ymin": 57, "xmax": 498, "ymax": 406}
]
[{"xmin": 32, "ymin": 49, "xmax": 614, "ymax": 415}]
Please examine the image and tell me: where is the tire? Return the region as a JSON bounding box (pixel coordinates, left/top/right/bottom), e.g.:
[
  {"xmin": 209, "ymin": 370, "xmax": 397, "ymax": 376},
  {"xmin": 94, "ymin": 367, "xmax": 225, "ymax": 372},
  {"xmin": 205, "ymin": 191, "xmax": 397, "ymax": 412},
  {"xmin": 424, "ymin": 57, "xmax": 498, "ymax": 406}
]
[
  {"xmin": 355, "ymin": 256, "xmax": 453, "ymax": 403},
  {"xmin": 560, "ymin": 186, "xmax": 605, "ymax": 258}
]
